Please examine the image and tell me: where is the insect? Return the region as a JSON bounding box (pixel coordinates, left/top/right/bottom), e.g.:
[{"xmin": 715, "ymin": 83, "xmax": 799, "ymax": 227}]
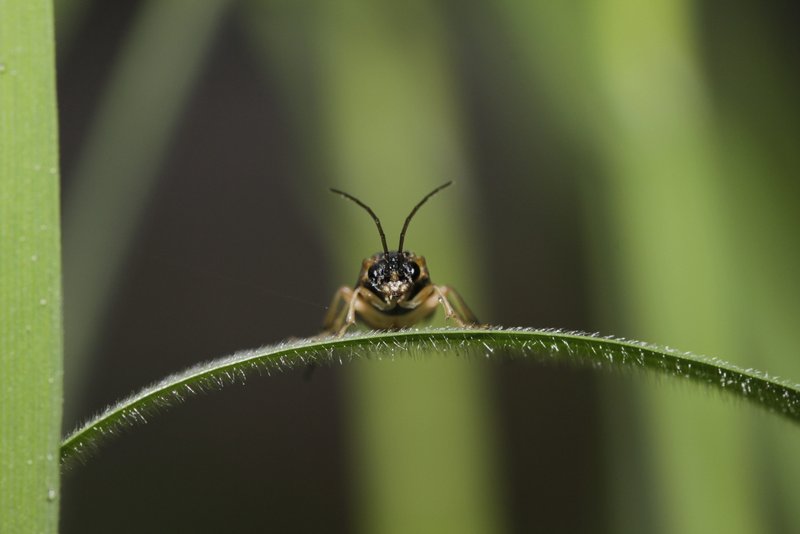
[{"xmin": 323, "ymin": 181, "xmax": 479, "ymax": 336}]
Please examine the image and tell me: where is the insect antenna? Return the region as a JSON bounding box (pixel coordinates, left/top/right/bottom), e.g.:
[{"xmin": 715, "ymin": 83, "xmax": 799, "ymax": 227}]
[
  {"xmin": 397, "ymin": 181, "xmax": 453, "ymax": 252},
  {"xmin": 330, "ymin": 188, "xmax": 389, "ymax": 254}
]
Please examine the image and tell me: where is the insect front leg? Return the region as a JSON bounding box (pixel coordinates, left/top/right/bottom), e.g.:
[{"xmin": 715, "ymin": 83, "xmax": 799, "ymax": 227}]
[
  {"xmin": 338, "ymin": 287, "xmax": 366, "ymax": 336},
  {"xmin": 433, "ymin": 285, "xmax": 480, "ymax": 327},
  {"xmin": 322, "ymin": 286, "xmax": 355, "ymax": 335}
]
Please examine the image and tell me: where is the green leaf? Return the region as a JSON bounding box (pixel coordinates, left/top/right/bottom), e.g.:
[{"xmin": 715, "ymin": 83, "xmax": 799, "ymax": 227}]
[
  {"xmin": 0, "ymin": 1, "xmax": 63, "ymax": 532},
  {"xmin": 62, "ymin": 328, "xmax": 800, "ymax": 468}
]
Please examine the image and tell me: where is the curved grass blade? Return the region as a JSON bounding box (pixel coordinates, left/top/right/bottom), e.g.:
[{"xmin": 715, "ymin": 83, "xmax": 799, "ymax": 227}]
[{"xmin": 61, "ymin": 327, "xmax": 800, "ymax": 467}]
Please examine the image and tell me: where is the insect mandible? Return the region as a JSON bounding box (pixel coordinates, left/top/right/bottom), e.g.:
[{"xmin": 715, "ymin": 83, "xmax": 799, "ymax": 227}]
[{"xmin": 323, "ymin": 181, "xmax": 479, "ymax": 336}]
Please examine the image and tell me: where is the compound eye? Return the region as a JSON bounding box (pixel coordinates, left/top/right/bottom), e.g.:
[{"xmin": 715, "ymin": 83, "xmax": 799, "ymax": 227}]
[
  {"xmin": 368, "ymin": 264, "xmax": 381, "ymax": 281},
  {"xmin": 406, "ymin": 261, "xmax": 420, "ymax": 280}
]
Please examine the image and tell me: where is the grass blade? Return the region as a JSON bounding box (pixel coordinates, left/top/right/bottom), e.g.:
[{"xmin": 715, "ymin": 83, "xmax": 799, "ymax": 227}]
[
  {"xmin": 0, "ymin": 1, "xmax": 63, "ymax": 532},
  {"xmin": 62, "ymin": 328, "xmax": 800, "ymax": 468}
]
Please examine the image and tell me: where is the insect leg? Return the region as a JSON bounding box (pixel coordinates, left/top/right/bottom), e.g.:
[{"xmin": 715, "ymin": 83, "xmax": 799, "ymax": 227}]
[
  {"xmin": 433, "ymin": 285, "xmax": 480, "ymax": 326},
  {"xmin": 337, "ymin": 287, "xmax": 364, "ymax": 337},
  {"xmin": 322, "ymin": 286, "xmax": 354, "ymax": 335},
  {"xmin": 441, "ymin": 286, "xmax": 480, "ymax": 324}
]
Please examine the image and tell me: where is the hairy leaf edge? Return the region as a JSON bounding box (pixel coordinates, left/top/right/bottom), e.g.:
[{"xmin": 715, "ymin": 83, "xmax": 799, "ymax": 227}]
[{"xmin": 61, "ymin": 327, "xmax": 800, "ymax": 467}]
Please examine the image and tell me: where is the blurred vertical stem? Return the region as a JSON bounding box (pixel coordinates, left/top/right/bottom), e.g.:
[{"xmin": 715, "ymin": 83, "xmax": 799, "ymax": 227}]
[
  {"xmin": 62, "ymin": 0, "xmax": 230, "ymax": 418},
  {"xmin": 490, "ymin": 3, "xmax": 650, "ymax": 526},
  {"xmin": 589, "ymin": 0, "xmax": 761, "ymax": 532},
  {"xmin": 318, "ymin": 3, "xmax": 502, "ymax": 533},
  {"xmin": 708, "ymin": 3, "xmax": 800, "ymax": 528},
  {"xmin": 0, "ymin": 1, "xmax": 63, "ymax": 532},
  {"xmin": 496, "ymin": 0, "xmax": 786, "ymax": 532},
  {"xmin": 244, "ymin": 1, "xmax": 502, "ymax": 532}
]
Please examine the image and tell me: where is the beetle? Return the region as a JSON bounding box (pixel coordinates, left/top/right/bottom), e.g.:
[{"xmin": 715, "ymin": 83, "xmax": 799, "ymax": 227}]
[{"xmin": 323, "ymin": 181, "xmax": 479, "ymax": 336}]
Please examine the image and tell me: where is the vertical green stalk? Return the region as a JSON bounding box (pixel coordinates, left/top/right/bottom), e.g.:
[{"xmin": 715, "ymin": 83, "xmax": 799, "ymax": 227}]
[
  {"xmin": 590, "ymin": 1, "xmax": 760, "ymax": 532},
  {"xmin": 710, "ymin": 5, "xmax": 800, "ymax": 528},
  {"xmin": 0, "ymin": 1, "xmax": 63, "ymax": 532},
  {"xmin": 243, "ymin": 3, "xmax": 503, "ymax": 532},
  {"xmin": 495, "ymin": 0, "xmax": 794, "ymax": 531},
  {"xmin": 317, "ymin": 3, "xmax": 502, "ymax": 533}
]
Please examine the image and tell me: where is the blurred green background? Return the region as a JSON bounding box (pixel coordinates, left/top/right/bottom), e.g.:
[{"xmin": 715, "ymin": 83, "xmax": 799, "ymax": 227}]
[{"xmin": 57, "ymin": 1, "xmax": 799, "ymax": 533}]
